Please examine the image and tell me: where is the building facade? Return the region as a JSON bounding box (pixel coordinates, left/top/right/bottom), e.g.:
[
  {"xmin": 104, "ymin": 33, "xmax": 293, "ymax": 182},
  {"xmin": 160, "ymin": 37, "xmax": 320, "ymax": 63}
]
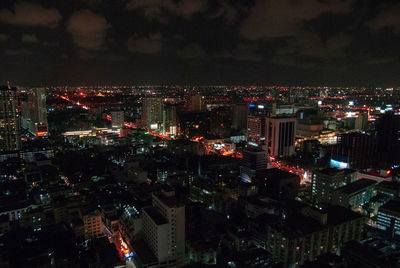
[
  {"xmin": 21, "ymin": 87, "xmax": 48, "ymax": 136},
  {"xmin": 265, "ymin": 116, "xmax": 296, "ymax": 158},
  {"xmin": 0, "ymin": 85, "xmax": 21, "ymax": 151}
]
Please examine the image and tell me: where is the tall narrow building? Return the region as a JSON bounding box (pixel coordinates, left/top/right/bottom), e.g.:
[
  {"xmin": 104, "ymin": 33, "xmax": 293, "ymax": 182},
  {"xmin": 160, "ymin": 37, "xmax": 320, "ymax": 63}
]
[
  {"xmin": 141, "ymin": 188, "xmax": 186, "ymax": 266},
  {"xmin": 0, "ymin": 85, "xmax": 21, "ymax": 152},
  {"xmin": 21, "ymin": 87, "xmax": 48, "ymax": 136},
  {"xmin": 246, "ymin": 115, "xmax": 266, "ymax": 145},
  {"xmin": 265, "ymin": 115, "xmax": 296, "ymax": 158},
  {"xmin": 141, "ymin": 97, "xmax": 163, "ymax": 131}
]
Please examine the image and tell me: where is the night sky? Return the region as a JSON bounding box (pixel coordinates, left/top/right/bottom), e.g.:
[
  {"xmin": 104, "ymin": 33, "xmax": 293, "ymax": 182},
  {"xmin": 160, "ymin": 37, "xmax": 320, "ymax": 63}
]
[{"xmin": 1, "ymin": 0, "xmax": 400, "ymax": 86}]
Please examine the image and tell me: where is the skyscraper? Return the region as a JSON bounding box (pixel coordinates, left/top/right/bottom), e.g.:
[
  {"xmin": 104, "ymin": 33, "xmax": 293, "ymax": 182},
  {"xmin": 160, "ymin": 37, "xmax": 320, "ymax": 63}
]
[
  {"xmin": 0, "ymin": 85, "xmax": 21, "ymax": 151},
  {"xmin": 232, "ymin": 103, "xmax": 248, "ymax": 132},
  {"xmin": 187, "ymin": 92, "xmax": 202, "ymax": 112},
  {"xmin": 21, "ymin": 87, "xmax": 48, "ymax": 136},
  {"xmin": 265, "ymin": 115, "xmax": 296, "ymax": 158},
  {"xmin": 110, "ymin": 110, "xmax": 124, "ymax": 128},
  {"xmin": 376, "ymin": 112, "xmax": 400, "ymax": 168},
  {"xmin": 141, "ymin": 97, "xmax": 163, "ymax": 131}
]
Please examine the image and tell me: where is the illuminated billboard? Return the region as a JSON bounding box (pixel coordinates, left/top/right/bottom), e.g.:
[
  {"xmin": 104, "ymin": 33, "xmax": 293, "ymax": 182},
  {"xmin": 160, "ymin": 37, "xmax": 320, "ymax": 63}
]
[{"xmin": 330, "ymin": 159, "xmax": 348, "ymax": 169}]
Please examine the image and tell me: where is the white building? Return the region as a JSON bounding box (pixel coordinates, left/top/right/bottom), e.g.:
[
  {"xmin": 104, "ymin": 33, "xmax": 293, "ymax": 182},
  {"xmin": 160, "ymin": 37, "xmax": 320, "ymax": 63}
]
[
  {"xmin": 141, "ymin": 188, "xmax": 186, "ymax": 267},
  {"xmin": 265, "ymin": 116, "xmax": 296, "ymax": 158}
]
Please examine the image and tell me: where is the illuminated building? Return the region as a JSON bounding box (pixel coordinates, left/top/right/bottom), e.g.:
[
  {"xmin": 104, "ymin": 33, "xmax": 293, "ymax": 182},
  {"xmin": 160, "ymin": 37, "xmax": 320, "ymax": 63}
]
[
  {"xmin": 332, "ymin": 178, "xmax": 377, "ymax": 211},
  {"xmin": 0, "ymin": 85, "xmax": 21, "ymax": 151},
  {"xmin": 141, "ymin": 188, "xmax": 186, "ymax": 267},
  {"xmin": 377, "ymin": 199, "xmax": 400, "ymax": 237},
  {"xmin": 249, "ymin": 205, "xmax": 365, "ymax": 268},
  {"xmin": 332, "ymin": 132, "xmax": 375, "ymax": 169},
  {"xmin": 142, "ymin": 97, "xmax": 163, "ymax": 131},
  {"xmin": 21, "ymin": 87, "xmax": 48, "ymax": 136},
  {"xmin": 312, "ymin": 167, "xmax": 358, "ymax": 207},
  {"xmin": 240, "ymin": 146, "xmax": 268, "ymax": 183},
  {"xmin": 110, "ymin": 110, "xmax": 124, "ymax": 128},
  {"xmin": 265, "ymin": 116, "xmax": 296, "ymax": 158},
  {"xmin": 83, "ymin": 210, "xmax": 103, "ymax": 239},
  {"xmin": 163, "ymin": 102, "xmax": 179, "ymax": 135},
  {"xmin": 246, "ymin": 115, "xmax": 266, "ymax": 145}
]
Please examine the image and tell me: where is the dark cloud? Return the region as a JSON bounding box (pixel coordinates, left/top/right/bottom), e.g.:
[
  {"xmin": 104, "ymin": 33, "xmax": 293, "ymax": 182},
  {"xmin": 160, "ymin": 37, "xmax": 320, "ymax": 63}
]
[
  {"xmin": 21, "ymin": 33, "xmax": 39, "ymax": 43},
  {"xmin": 177, "ymin": 43, "xmax": 206, "ymax": 59},
  {"xmin": 1, "ymin": 0, "xmax": 400, "ymax": 86},
  {"xmin": 0, "ymin": 33, "xmax": 7, "ymax": 41},
  {"xmin": 369, "ymin": 4, "xmax": 400, "ymax": 33},
  {"xmin": 67, "ymin": 9, "xmax": 109, "ymax": 50},
  {"xmin": 126, "ymin": 0, "xmax": 208, "ymax": 20},
  {"xmin": 239, "ymin": 0, "xmax": 351, "ymax": 40},
  {"xmin": 0, "ymin": 2, "xmax": 61, "ymax": 28},
  {"xmin": 126, "ymin": 33, "xmax": 163, "ymax": 54}
]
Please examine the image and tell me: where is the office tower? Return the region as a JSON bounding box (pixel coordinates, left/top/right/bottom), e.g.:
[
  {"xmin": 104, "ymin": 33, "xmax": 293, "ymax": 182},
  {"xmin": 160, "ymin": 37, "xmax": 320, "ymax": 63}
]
[
  {"xmin": 246, "ymin": 115, "xmax": 266, "ymax": 145},
  {"xmin": 265, "ymin": 115, "xmax": 296, "ymax": 158},
  {"xmin": 142, "ymin": 188, "xmax": 185, "ymax": 266},
  {"xmin": 240, "ymin": 146, "xmax": 268, "ymax": 183},
  {"xmin": 311, "ymin": 167, "xmax": 358, "ymax": 207},
  {"xmin": 377, "ymin": 199, "xmax": 400, "ymax": 237},
  {"xmin": 354, "ymin": 112, "xmax": 368, "ymax": 131},
  {"xmin": 163, "ymin": 102, "xmax": 178, "ymax": 135},
  {"xmin": 110, "ymin": 110, "xmax": 124, "ymax": 128},
  {"xmin": 332, "ymin": 132, "xmax": 375, "ymax": 169},
  {"xmin": 187, "ymin": 92, "xmax": 202, "ymax": 112},
  {"xmin": 21, "ymin": 88, "xmax": 48, "ymax": 136},
  {"xmin": 232, "ymin": 103, "xmax": 248, "ymax": 131},
  {"xmin": 0, "ymin": 85, "xmax": 21, "ymax": 151},
  {"xmin": 376, "ymin": 112, "xmax": 400, "ymax": 168},
  {"xmin": 141, "ymin": 97, "xmax": 163, "ymax": 131}
]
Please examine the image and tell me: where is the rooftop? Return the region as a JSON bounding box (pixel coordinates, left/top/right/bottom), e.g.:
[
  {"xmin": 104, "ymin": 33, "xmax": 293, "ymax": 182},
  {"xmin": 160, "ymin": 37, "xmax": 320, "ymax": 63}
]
[
  {"xmin": 154, "ymin": 192, "xmax": 184, "ymax": 208},
  {"xmin": 336, "ymin": 178, "xmax": 377, "ymax": 195},
  {"xmin": 317, "ymin": 167, "xmax": 356, "ymax": 177},
  {"xmin": 325, "ymin": 205, "xmax": 364, "ymax": 225},
  {"xmin": 380, "ymin": 199, "xmax": 400, "ymax": 214},
  {"xmin": 143, "ymin": 206, "xmax": 168, "ymax": 225}
]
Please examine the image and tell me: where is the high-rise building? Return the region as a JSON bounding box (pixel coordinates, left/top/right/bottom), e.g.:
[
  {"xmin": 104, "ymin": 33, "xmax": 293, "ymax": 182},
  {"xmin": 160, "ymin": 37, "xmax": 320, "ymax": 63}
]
[
  {"xmin": 141, "ymin": 97, "xmax": 163, "ymax": 131},
  {"xmin": 163, "ymin": 102, "xmax": 179, "ymax": 135},
  {"xmin": 376, "ymin": 112, "xmax": 400, "ymax": 168},
  {"xmin": 240, "ymin": 146, "xmax": 268, "ymax": 183},
  {"xmin": 141, "ymin": 188, "xmax": 186, "ymax": 266},
  {"xmin": 311, "ymin": 167, "xmax": 358, "ymax": 207},
  {"xmin": 187, "ymin": 92, "xmax": 202, "ymax": 112},
  {"xmin": 246, "ymin": 115, "xmax": 266, "ymax": 145},
  {"xmin": 0, "ymin": 85, "xmax": 21, "ymax": 151},
  {"xmin": 354, "ymin": 112, "xmax": 368, "ymax": 131},
  {"xmin": 110, "ymin": 110, "xmax": 124, "ymax": 128},
  {"xmin": 332, "ymin": 132, "xmax": 375, "ymax": 169},
  {"xmin": 21, "ymin": 88, "xmax": 48, "ymax": 136},
  {"xmin": 232, "ymin": 103, "xmax": 248, "ymax": 132},
  {"xmin": 265, "ymin": 116, "xmax": 296, "ymax": 158}
]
